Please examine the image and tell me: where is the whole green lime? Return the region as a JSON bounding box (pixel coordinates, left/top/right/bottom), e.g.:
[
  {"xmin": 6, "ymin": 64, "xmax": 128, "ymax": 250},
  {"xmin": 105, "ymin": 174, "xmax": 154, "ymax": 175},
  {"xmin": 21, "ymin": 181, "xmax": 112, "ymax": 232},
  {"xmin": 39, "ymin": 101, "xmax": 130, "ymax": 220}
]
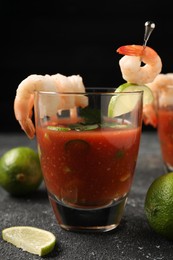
[
  {"xmin": 0, "ymin": 146, "xmax": 43, "ymax": 196},
  {"xmin": 144, "ymin": 172, "xmax": 173, "ymax": 240}
]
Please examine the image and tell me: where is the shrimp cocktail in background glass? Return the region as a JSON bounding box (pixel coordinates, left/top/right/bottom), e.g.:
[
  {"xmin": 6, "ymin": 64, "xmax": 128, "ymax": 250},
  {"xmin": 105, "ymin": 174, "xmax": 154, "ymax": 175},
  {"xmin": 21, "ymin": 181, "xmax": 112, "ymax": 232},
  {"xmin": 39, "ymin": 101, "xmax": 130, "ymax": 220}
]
[
  {"xmin": 157, "ymin": 84, "xmax": 173, "ymax": 173},
  {"xmin": 142, "ymin": 73, "xmax": 173, "ymax": 174},
  {"xmin": 34, "ymin": 88, "xmax": 143, "ymax": 232}
]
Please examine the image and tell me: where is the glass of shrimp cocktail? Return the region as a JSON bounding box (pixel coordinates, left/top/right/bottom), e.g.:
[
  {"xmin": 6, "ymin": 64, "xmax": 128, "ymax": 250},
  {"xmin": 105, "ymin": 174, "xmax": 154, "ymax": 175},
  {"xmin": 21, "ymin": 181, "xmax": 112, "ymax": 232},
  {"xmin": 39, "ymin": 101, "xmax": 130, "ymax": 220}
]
[
  {"xmin": 34, "ymin": 86, "xmax": 143, "ymax": 232},
  {"xmin": 13, "ymin": 21, "xmax": 159, "ymax": 232}
]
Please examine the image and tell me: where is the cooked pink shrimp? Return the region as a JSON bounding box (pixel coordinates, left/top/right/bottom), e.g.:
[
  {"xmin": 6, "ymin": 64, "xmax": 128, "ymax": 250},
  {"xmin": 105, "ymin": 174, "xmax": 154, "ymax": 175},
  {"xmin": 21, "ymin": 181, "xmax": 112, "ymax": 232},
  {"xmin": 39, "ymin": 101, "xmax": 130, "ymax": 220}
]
[
  {"xmin": 14, "ymin": 73, "xmax": 87, "ymax": 139},
  {"xmin": 117, "ymin": 45, "xmax": 162, "ymax": 85},
  {"xmin": 147, "ymin": 73, "xmax": 173, "ymax": 93},
  {"xmin": 51, "ymin": 73, "xmax": 88, "ymax": 109},
  {"xmin": 143, "ymin": 73, "xmax": 173, "ymax": 127}
]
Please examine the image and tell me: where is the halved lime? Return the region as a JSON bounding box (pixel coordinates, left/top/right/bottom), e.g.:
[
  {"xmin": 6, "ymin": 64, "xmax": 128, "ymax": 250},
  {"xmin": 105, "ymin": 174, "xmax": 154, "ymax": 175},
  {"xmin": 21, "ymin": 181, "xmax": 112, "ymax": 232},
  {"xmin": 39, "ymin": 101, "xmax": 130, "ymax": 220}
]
[
  {"xmin": 47, "ymin": 126, "xmax": 71, "ymax": 131},
  {"xmin": 2, "ymin": 226, "xmax": 56, "ymax": 256},
  {"xmin": 108, "ymin": 83, "xmax": 154, "ymax": 117}
]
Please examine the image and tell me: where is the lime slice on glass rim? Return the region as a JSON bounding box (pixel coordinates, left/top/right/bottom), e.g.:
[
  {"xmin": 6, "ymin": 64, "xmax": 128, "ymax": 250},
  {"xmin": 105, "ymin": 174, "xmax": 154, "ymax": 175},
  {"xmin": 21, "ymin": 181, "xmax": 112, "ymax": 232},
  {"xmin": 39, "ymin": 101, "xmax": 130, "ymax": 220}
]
[
  {"xmin": 108, "ymin": 82, "xmax": 154, "ymax": 117},
  {"xmin": 2, "ymin": 226, "xmax": 56, "ymax": 256}
]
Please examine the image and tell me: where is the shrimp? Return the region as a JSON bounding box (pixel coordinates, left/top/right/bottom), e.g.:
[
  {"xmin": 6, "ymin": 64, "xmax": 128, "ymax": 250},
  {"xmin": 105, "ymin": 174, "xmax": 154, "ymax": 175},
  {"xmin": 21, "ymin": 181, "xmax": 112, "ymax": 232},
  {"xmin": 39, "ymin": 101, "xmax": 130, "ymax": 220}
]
[
  {"xmin": 14, "ymin": 73, "xmax": 88, "ymax": 139},
  {"xmin": 51, "ymin": 73, "xmax": 88, "ymax": 109},
  {"xmin": 143, "ymin": 73, "xmax": 173, "ymax": 127},
  {"xmin": 117, "ymin": 44, "xmax": 162, "ymax": 128},
  {"xmin": 117, "ymin": 45, "xmax": 162, "ymax": 85}
]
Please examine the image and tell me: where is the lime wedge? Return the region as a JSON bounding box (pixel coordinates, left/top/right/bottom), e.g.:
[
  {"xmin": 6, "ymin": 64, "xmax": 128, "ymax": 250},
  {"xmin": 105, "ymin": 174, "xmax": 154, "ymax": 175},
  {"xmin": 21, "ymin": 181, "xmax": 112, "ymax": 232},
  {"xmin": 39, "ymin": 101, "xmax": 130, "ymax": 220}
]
[
  {"xmin": 2, "ymin": 226, "xmax": 56, "ymax": 256},
  {"xmin": 108, "ymin": 83, "xmax": 154, "ymax": 117}
]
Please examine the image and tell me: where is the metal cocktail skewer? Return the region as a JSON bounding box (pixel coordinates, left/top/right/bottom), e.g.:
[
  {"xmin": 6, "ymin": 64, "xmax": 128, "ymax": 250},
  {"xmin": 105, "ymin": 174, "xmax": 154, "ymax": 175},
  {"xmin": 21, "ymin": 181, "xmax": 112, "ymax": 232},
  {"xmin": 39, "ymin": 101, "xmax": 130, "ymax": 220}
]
[
  {"xmin": 140, "ymin": 21, "xmax": 155, "ymax": 62},
  {"xmin": 143, "ymin": 21, "xmax": 155, "ymax": 48}
]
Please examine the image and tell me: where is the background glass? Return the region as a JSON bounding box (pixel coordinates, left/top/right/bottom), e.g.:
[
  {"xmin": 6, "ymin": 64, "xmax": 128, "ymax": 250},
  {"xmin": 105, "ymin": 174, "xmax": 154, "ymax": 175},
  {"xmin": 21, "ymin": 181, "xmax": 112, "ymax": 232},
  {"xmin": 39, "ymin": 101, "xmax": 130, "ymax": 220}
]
[
  {"xmin": 34, "ymin": 88, "xmax": 143, "ymax": 232},
  {"xmin": 157, "ymin": 86, "xmax": 173, "ymax": 173}
]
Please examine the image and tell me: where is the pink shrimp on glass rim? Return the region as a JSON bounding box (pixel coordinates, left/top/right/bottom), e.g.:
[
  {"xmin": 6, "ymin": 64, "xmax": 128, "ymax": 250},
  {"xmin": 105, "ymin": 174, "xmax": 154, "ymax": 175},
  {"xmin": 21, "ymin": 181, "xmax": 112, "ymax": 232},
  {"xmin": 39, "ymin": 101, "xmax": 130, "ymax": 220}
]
[
  {"xmin": 116, "ymin": 44, "xmax": 162, "ymax": 127},
  {"xmin": 144, "ymin": 73, "xmax": 173, "ymax": 127},
  {"xmin": 14, "ymin": 73, "xmax": 88, "ymax": 139}
]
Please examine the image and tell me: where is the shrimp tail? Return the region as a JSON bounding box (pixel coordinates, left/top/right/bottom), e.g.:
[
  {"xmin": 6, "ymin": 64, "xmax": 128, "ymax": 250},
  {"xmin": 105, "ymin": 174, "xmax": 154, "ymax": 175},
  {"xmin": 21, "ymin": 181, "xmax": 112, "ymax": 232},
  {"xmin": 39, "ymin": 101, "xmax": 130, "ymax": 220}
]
[
  {"xmin": 18, "ymin": 118, "xmax": 35, "ymax": 139},
  {"xmin": 117, "ymin": 45, "xmax": 146, "ymax": 56},
  {"xmin": 143, "ymin": 103, "xmax": 158, "ymax": 128},
  {"xmin": 14, "ymin": 95, "xmax": 35, "ymax": 139}
]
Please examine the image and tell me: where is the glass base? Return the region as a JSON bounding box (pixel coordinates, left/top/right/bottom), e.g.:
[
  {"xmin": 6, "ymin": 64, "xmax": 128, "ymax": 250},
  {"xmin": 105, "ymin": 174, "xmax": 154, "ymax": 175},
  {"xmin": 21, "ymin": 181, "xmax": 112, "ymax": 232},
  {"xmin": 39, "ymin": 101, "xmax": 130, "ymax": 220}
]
[{"xmin": 48, "ymin": 192, "xmax": 127, "ymax": 232}]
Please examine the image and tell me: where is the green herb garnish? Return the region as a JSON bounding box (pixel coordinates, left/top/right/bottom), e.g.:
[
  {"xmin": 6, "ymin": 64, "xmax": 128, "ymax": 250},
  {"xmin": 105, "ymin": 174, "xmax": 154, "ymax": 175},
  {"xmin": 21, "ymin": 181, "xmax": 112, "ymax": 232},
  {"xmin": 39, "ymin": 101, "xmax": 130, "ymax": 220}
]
[{"xmin": 80, "ymin": 107, "xmax": 102, "ymax": 124}]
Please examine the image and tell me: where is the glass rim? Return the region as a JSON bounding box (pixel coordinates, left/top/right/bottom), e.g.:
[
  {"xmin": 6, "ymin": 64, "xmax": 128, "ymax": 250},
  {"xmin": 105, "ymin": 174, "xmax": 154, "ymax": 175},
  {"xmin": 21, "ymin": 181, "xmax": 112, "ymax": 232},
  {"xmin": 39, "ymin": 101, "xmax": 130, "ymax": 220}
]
[{"xmin": 34, "ymin": 88, "xmax": 144, "ymax": 95}]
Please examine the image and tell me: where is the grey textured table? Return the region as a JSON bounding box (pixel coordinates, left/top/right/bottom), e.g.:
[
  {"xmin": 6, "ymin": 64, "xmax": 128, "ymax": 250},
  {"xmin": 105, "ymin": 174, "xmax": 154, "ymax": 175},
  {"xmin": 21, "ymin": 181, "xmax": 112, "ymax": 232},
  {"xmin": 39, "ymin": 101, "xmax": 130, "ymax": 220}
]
[{"xmin": 0, "ymin": 131, "xmax": 173, "ymax": 260}]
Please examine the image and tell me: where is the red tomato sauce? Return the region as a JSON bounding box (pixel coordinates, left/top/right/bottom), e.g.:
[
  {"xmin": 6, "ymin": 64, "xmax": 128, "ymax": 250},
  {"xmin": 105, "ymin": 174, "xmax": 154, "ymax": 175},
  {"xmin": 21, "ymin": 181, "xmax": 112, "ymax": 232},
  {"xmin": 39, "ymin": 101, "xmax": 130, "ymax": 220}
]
[
  {"xmin": 36, "ymin": 126, "xmax": 141, "ymax": 207},
  {"xmin": 158, "ymin": 108, "xmax": 173, "ymax": 166}
]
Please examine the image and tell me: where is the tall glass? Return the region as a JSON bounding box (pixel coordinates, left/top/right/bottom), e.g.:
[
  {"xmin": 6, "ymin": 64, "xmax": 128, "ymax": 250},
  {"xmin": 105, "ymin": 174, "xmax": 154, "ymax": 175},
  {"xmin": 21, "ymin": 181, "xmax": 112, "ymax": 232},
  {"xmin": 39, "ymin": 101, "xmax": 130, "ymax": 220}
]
[
  {"xmin": 34, "ymin": 88, "xmax": 143, "ymax": 232},
  {"xmin": 157, "ymin": 86, "xmax": 173, "ymax": 173}
]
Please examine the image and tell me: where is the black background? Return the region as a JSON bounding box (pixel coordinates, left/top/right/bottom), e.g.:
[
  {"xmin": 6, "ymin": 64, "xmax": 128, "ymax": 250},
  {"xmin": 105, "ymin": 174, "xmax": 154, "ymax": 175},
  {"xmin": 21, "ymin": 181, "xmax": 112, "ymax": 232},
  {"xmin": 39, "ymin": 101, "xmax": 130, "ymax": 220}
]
[{"xmin": 1, "ymin": 0, "xmax": 173, "ymax": 132}]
